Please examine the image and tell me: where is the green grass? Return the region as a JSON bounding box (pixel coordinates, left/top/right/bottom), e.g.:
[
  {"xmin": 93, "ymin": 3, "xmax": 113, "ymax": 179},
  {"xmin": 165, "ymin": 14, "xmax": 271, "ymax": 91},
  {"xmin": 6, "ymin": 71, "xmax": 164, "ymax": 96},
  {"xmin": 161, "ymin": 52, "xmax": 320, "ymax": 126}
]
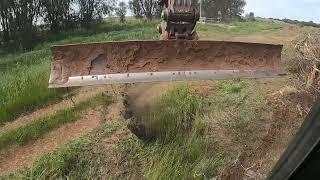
[
  {"xmin": 132, "ymin": 85, "xmax": 201, "ymax": 142},
  {"xmin": 0, "ymin": 19, "xmax": 158, "ymax": 126},
  {"xmin": 5, "ymin": 83, "xmax": 269, "ymax": 179},
  {"xmin": 111, "ymin": 86, "xmax": 231, "ymax": 179},
  {"xmin": 6, "ymin": 86, "xmax": 231, "ymax": 179},
  {"xmin": 0, "ymin": 61, "xmax": 65, "ymax": 125},
  {"xmin": 6, "ymin": 121, "xmax": 120, "ymax": 179},
  {"xmin": 208, "ymin": 80, "xmax": 268, "ymax": 146},
  {"xmin": 0, "ymin": 19, "xmax": 286, "ymax": 178},
  {"xmin": 0, "ymin": 93, "xmax": 111, "ymax": 151},
  {"xmin": 198, "ymin": 21, "xmax": 284, "ymax": 35},
  {"xmin": 22, "ymin": 137, "xmax": 92, "ymax": 179}
]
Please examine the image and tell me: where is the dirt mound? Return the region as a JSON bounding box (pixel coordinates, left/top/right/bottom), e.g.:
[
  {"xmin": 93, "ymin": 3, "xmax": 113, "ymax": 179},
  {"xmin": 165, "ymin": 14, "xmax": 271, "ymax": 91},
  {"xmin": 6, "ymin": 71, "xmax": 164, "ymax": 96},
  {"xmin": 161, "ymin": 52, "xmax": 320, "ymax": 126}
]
[{"xmin": 221, "ymin": 86, "xmax": 315, "ymax": 180}]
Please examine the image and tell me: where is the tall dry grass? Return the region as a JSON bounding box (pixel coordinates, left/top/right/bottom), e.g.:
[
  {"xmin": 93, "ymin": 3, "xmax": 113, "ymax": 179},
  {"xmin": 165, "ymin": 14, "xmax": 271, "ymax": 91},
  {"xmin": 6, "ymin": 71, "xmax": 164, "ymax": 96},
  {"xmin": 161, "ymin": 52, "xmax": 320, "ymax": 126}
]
[{"xmin": 284, "ymin": 31, "xmax": 320, "ymax": 93}]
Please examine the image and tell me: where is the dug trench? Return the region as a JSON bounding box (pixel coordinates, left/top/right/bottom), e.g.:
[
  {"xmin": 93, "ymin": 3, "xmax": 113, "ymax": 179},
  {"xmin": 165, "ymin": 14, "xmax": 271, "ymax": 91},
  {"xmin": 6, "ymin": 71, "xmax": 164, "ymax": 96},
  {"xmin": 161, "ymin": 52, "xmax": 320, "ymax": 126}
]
[{"xmin": 121, "ymin": 81, "xmax": 317, "ymax": 179}]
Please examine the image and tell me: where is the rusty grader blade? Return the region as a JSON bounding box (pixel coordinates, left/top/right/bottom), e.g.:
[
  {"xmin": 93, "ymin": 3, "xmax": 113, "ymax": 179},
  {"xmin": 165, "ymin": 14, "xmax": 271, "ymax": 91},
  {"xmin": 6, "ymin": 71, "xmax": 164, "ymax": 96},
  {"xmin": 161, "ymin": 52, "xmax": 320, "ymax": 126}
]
[{"xmin": 49, "ymin": 40, "xmax": 285, "ymax": 88}]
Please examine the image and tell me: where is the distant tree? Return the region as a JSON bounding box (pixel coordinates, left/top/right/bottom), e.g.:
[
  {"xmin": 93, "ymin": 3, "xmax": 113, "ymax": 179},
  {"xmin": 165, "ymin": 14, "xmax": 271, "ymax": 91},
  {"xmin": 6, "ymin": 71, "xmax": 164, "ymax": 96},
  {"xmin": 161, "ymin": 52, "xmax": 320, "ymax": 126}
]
[
  {"xmin": 40, "ymin": 0, "xmax": 76, "ymax": 32},
  {"xmin": 129, "ymin": 0, "xmax": 159, "ymax": 20},
  {"xmin": 0, "ymin": 0, "xmax": 41, "ymax": 50},
  {"xmin": 77, "ymin": 0, "xmax": 115, "ymax": 29},
  {"xmin": 245, "ymin": 12, "xmax": 255, "ymax": 21},
  {"xmin": 202, "ymin": 0, "xmax": 219, "ymax": 18},
  {"xmin": 201, "ymin": 0, "xmax": 246, "ymax": 21},
  {"xmin": 116, "ymin": 2, "xmax": 127, "ymax": 23},
  {"xmin": 227, "ymin": 0, "xmax": 246, "ymax": 17},
  {"xmin": 0, "ymin": 0, "xmax": 11, "ymax": 44},
  {"xmin": 14, "ymin": 0, "xmax": 41, "ymax": 49},
  {"xmin": 129, "ymin": 0, "xmax": 143, "ymax": 18}
]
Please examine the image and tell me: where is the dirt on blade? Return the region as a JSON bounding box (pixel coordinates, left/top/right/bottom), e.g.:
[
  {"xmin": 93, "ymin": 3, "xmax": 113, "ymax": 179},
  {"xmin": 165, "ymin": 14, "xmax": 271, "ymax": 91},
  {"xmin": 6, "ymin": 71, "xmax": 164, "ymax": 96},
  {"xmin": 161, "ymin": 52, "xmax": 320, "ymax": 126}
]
[{"xmin": 50, "ymin": 41, "xmax": 283, "ymax": 86}]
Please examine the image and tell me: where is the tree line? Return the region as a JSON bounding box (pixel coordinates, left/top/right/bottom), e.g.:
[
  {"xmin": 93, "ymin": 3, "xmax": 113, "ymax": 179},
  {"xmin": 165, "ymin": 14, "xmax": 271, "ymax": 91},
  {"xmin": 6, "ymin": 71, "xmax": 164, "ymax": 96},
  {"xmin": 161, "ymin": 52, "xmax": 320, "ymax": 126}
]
[
  {"xmin": 0, "ymin": 0, "xmax": 117, "ymax": 50},
  {"xmin": 201, "ymin": 0, "xmax": 246, "ymax": 20},
  {"xmin": 129, "ymin": 0, "xmax": 246, "ymax": 21},
  {"xmin": 0, "ymin": 0, "xmax": 247, "ymax": 51}
]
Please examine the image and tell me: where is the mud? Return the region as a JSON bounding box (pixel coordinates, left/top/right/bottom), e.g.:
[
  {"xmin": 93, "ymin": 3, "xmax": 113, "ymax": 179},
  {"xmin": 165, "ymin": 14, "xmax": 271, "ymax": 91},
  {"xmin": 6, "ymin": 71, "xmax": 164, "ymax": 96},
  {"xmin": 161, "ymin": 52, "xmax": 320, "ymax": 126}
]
[{"xmin": 50, "ymin": 40, "xmax": 283, "ymax": 85}]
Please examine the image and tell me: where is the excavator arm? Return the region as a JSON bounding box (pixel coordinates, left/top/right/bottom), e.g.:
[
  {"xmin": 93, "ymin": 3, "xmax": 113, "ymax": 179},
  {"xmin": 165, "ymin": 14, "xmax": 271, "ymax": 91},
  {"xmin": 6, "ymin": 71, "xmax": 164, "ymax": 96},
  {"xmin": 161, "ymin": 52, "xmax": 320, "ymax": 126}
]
[{"xmin": 158, "ymin": 0, "xmax": 199, "ymax": 40}]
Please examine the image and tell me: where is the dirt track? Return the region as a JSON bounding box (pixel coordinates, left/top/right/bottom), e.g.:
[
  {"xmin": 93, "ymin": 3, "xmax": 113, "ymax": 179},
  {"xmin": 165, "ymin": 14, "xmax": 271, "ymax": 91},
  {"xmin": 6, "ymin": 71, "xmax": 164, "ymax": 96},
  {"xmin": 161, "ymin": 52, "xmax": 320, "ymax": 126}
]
[
  {"xmin": 0, "ymin": 87, "xmax": 107, "ymax": 135},
  {"xmin": 0, "ymin": 85, "xmax": 127, "ymax": 176},
  {"xmin": 0, "ymin": 107, "xmax": 104, "ymax": 175}
]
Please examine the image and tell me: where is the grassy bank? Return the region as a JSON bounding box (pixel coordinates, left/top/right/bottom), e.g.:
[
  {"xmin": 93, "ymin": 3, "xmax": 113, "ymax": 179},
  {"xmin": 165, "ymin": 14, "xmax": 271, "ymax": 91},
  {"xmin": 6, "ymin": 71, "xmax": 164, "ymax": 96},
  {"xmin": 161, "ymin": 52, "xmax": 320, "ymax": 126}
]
[
  {"xmin": 0, "ymin": 94, "xmax": 110, "ymax": 151},
  {"xmin": 198, "ymin": 21, "xmax": 284, "ymax": 35},
  {"xmin": 10, "ymin": 86, "xmax": 232, "ymax": 179},
  {"xmin": 122, "ymin": 86, "xmax": 230, "ymax": 179},
  {"xmin": 0, "ymin": 19, "xmax": 158, "ymax": 126},
  {"xmin": 0, "ymin": 19, "xmax": 290, "ymax": 178},
  {"xmin": 6, "ymin": 120, "xmax": 120, "ymax": 179},
  {"xmin": 0, "ymin": 61, "xmax": 65, "ymax": 125},
  {"xmin": 5, "ymin": 81, "xmax": 273, "ymax": 179}
]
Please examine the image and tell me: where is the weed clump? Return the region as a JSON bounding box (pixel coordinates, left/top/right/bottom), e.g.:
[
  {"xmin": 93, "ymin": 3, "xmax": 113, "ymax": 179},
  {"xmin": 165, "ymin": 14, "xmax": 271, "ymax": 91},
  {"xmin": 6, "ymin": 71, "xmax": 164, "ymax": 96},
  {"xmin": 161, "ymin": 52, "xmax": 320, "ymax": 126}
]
[{"xmin": 284, "ymin": 31, "xmax": 320, "ymax": 93}]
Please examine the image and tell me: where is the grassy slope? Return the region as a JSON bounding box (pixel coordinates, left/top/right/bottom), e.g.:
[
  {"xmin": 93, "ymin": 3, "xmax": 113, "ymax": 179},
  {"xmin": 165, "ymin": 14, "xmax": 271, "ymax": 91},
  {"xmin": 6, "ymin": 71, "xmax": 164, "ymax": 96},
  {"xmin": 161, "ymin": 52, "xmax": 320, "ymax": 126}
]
[
  {"xmin": 2, "ymin": 19, "xmax": 290, "ymax": 178},
  {"xmin": 0, "ymin": 20, "xmax": 158, "ymax": 125},
  {"xmin": 10, "ymin": 81, "xmax": 270, "ymax": 179},
  {"xmin": 197, "ymin": 21, "xmax": 286, "ymax": 43},
  {"xmin": 198, "ymin": 21, "xmax": 284, "ymax": 34}
]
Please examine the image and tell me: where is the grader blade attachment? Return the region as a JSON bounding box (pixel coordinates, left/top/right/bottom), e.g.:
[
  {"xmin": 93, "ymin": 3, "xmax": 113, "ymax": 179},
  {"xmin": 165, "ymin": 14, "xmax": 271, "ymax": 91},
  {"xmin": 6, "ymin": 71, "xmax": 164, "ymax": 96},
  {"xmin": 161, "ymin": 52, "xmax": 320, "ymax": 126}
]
[{"xmin": 49, "ymin": 40, "xmax": 284, "ymax": 88}]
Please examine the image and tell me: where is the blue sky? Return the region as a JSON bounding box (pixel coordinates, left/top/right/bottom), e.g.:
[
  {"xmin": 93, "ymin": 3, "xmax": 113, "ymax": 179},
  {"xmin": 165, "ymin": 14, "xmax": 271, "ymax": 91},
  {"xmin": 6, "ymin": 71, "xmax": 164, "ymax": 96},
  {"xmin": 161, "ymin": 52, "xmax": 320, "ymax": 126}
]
[{"xmin": 244, "ymin": 0, "xmax": 320, "ymax": 23}]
